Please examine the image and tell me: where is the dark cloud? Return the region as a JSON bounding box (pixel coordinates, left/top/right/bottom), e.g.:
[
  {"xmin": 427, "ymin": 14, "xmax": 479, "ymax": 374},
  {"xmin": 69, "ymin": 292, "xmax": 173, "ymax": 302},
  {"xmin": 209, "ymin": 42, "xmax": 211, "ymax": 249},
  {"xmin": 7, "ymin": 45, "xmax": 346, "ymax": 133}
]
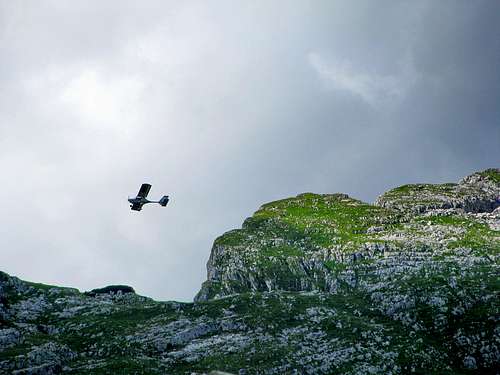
[{"xmin": 1, "ymin": 1, "xmax": 498, "ymax": 301}]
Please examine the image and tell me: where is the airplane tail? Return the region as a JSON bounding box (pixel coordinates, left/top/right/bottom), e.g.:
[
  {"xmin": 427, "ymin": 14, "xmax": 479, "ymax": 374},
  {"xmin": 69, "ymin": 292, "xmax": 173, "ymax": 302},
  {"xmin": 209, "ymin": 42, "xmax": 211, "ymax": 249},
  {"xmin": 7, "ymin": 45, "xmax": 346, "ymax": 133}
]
[{"xmin": 159, "ymin": 195, "xmax": 169, "ymax": 207}]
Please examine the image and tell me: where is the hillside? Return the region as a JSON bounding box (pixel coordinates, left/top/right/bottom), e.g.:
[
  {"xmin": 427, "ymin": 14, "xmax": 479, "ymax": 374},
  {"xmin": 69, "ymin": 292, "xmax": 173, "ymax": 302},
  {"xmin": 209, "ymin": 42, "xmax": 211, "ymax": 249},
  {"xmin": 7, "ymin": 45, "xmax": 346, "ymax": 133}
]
[{"xmin": 1, "ymin": 169, "xmax": 499, "ymax": 374}]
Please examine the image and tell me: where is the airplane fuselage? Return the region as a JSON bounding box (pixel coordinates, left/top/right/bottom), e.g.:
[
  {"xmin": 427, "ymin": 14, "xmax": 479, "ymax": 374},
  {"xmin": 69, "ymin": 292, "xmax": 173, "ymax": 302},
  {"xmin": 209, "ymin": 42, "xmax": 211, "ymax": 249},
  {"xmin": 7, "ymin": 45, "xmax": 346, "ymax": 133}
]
[{"xmin": 128, "ymin": 197, "xmax": 150, "ymax": 205}]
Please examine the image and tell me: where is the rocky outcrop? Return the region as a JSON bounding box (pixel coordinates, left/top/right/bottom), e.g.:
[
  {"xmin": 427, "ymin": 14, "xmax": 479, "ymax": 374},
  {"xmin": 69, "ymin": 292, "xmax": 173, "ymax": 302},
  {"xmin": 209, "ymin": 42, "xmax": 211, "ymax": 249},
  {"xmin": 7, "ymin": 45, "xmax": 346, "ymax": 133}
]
[
  {"xmin": 196, "ymin": 169, "xmax": 499, "ymax": 302},
  {"xmin": 0, "ymin": 328, "xmax": 22, "ymax": 350},
  {"xmin": 84, "ymin": 285, "xmax": 135, "ymax": 297},
  {"xmin": 7, "ymin": 342, "xmax": 76, "ymax": 375},
  {"xmin": 375, "ymin": 168, "xmax": 500, "ymax": 214}
]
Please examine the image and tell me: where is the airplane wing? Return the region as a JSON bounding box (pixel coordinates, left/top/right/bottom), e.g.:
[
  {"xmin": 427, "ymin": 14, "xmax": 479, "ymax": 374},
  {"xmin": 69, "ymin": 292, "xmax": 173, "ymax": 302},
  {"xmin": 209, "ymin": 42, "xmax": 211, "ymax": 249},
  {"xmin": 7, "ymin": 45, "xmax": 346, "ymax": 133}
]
[{"xmin": 137, "ymin": 183, "xmax": 151, "ymax": 198}]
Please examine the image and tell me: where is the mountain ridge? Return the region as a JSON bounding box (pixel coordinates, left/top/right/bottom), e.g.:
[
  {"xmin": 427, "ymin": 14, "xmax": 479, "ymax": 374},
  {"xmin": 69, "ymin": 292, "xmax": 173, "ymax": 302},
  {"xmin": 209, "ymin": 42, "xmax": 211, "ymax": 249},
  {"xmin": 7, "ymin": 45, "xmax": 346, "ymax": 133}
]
[
  {"xmin": 1, "ymin": 168, "xmax": 498, "ymax": 374},
  {"xmin": 195, "ymin": 168, "xmax": 499, "ymax": 301}
]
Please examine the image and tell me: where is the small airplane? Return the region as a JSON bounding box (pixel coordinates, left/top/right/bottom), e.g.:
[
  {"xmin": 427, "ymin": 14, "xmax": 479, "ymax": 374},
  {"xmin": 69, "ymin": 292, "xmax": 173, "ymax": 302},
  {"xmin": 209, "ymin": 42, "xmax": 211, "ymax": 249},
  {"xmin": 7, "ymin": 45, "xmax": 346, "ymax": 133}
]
[{"xmin": 128, "ymin": 183, "xmax": 169, "ymax": 211}]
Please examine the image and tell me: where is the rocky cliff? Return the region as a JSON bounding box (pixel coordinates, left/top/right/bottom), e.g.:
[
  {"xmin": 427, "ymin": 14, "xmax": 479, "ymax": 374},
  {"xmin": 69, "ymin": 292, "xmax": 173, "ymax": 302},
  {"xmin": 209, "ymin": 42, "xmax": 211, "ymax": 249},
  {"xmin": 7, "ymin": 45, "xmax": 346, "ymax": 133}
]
[
  {"xmin": 1, "ymin": 169, "xmax": 499, "ymax": 374},
  {"xmin": 196, "ymin": 169, "xmax": 499, "ymax": 301}
]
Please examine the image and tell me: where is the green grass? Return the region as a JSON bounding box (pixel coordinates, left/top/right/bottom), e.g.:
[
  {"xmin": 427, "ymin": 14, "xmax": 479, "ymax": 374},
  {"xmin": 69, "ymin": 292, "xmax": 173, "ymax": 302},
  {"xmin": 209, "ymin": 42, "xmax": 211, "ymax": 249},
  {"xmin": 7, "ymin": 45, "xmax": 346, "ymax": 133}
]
[
  {"xmin": 415, "ymin": 215, "xmax": 469, "ymax": 226},
  {"xmin": 260, "ymin": 245, "xmax": 303, "ymax": 257},
  {"xmin": 252, "ymin": 193, "xmax": 397, "ymax": 248},
  {"xmin": 323, "ymin": 260, "xmax": 352, "ymax": 276},
  {"xmin": 448, "ymin": 221, "xmax": 500, "ymax": 255},
  {"xmin": 214, "ymin": 229, "xmax": 251, "ymax": 247},
  {"xmin": 389, "ymin": 183, "xmax": 458, "ymax": 195},
  {"xmin": 478, "ymin": 168, "xmax": 500, "ymax": 184}
]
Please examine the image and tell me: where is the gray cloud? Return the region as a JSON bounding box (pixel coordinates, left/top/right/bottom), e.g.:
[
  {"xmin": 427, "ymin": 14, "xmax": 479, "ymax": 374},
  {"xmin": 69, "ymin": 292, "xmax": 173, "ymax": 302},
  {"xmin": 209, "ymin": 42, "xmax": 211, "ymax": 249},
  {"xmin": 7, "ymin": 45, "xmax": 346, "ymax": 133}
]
[{"xmin": 1, "ymin": 1, "xmax": 499, "ymax": 301}]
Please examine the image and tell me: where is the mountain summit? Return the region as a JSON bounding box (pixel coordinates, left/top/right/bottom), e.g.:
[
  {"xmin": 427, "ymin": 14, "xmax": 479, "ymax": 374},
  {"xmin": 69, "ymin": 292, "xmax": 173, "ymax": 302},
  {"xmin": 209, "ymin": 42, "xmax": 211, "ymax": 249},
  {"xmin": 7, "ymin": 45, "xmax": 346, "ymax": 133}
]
[
  {"xmin": 196, "ymin": 168, "xmax": 499, "ymax": 302},
  {"xmin": 1, "ymin": 169, "xmax": 499, "ymax": 374}
]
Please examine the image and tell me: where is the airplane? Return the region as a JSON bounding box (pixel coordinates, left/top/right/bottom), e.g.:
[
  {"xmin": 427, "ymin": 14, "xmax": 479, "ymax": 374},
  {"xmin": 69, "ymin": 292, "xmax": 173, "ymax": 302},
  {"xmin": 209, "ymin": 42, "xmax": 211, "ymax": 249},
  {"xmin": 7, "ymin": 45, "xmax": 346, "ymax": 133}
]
[{"xmin": 128, "ymin": 183, "xmax": 169, "ymax": 211}]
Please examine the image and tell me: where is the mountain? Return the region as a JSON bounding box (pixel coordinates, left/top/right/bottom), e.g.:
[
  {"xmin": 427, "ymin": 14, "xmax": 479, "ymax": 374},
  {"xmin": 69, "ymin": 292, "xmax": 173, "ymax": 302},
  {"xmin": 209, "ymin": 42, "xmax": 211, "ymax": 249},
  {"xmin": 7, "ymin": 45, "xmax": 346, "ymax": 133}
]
[{"xmin": 1, "ymin": 169, "xmax": 499, "ymax": 374}]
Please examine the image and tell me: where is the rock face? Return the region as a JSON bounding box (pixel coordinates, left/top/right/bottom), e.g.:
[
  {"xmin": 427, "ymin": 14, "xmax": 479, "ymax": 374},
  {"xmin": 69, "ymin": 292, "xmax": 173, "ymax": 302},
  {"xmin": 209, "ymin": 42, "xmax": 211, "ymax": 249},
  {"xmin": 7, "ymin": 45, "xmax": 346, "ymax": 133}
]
[
  {"xmin": 0, "ymin": 168, "xmax": 499, "ymax": 374},
  {"xmin": 375, "ymin": 168, "xmax": 500, "ymax": 214},
  {"xmin": 195, "ymin": 169, "xmax": 499, "ymax": 301}
]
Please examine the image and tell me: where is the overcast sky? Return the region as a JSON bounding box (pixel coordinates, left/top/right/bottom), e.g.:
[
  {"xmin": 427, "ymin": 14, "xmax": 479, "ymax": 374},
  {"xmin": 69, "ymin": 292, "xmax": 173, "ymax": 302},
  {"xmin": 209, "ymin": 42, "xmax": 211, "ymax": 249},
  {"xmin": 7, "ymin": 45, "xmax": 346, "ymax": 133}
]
[{"xmin": 1, "ymin": 1, "xmax": 499, "ymax": 301}]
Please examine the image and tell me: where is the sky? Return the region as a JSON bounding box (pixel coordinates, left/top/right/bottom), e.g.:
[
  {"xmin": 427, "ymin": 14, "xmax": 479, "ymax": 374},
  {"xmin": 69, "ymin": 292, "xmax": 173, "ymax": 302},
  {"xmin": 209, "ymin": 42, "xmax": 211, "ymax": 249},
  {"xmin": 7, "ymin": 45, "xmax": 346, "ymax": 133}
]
[{"xmin": 1, "ymin": 1, "xmax": 499, "ymax": 301}]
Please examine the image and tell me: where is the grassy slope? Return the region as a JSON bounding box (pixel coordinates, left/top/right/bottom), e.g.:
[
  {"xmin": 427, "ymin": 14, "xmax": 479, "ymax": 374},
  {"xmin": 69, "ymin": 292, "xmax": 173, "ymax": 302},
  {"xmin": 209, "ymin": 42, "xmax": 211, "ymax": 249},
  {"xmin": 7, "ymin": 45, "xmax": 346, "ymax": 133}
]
[{"xmin": 0, "ymin": 281, "xmax": 466, "ymax": 374}]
